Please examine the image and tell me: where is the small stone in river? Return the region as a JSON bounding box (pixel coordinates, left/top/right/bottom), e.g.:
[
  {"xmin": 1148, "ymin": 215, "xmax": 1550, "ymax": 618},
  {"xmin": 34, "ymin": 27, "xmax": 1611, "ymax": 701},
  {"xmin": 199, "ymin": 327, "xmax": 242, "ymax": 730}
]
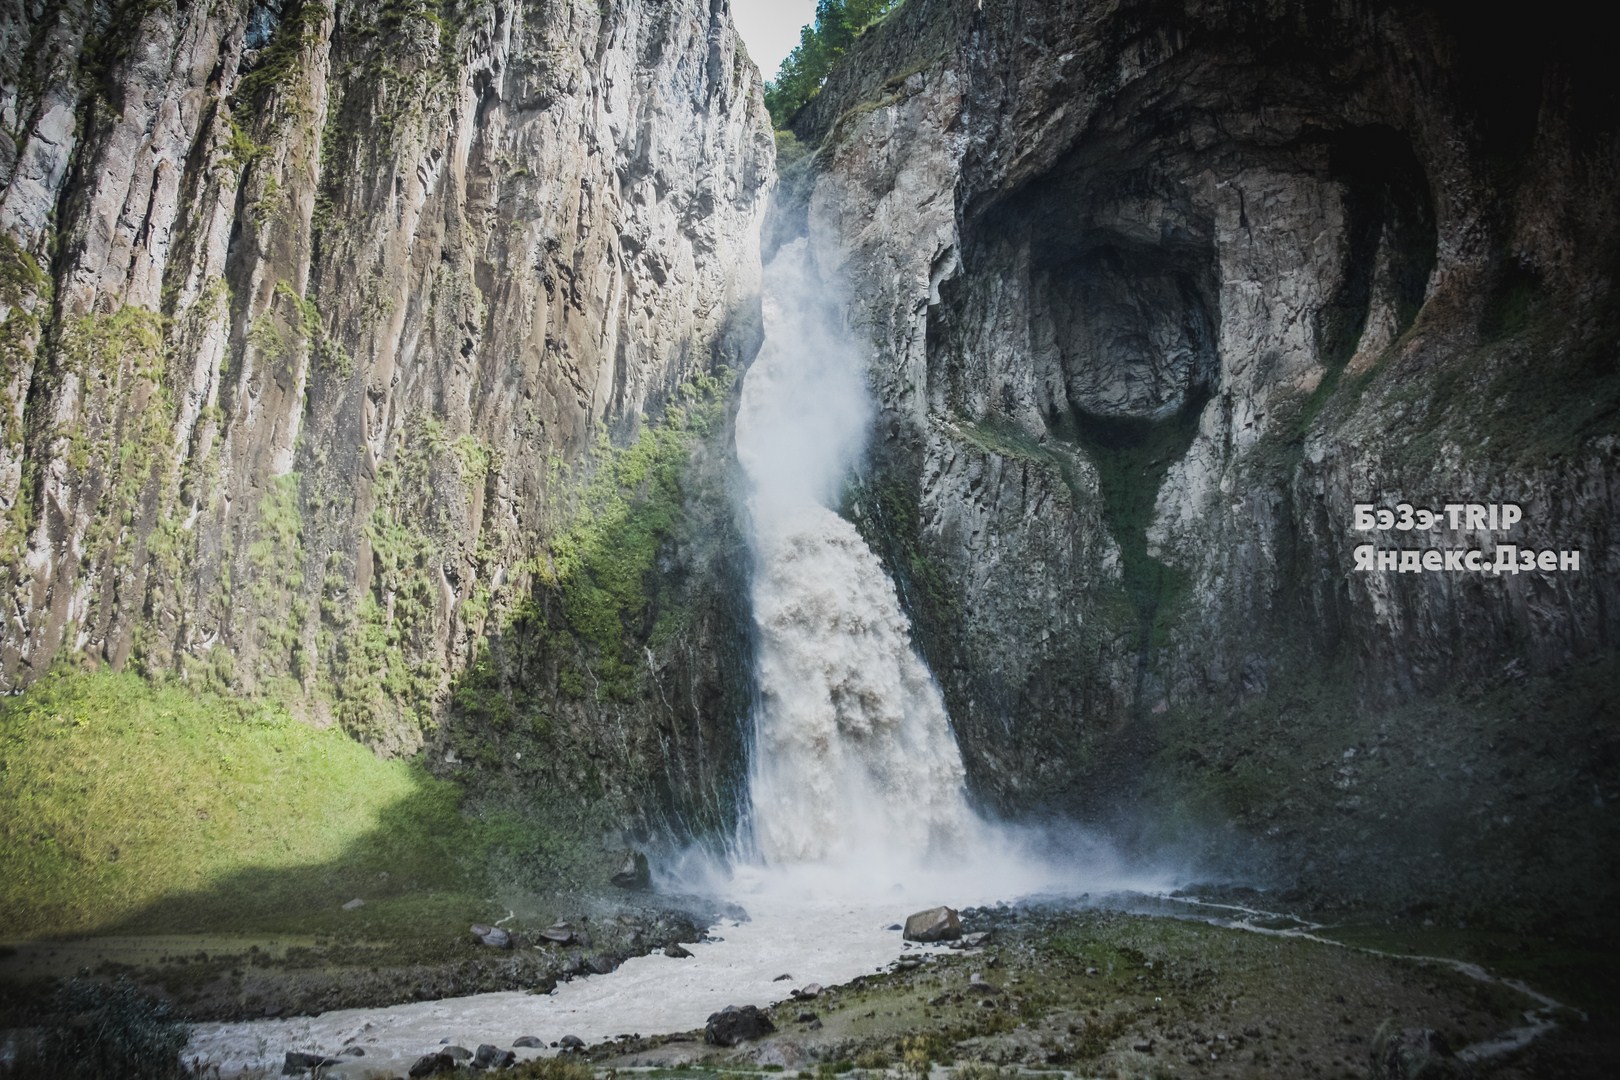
[
  {"xmin": 282, "ymin": 1051, "xmax": 331, "ymax": 1074},
  {"xmin": 340, "ymin": 1046, "xmax": 365, "ymax": 1056},
  {"xmin": 903, "ymin": 906, "xmax": 962, "ymax": 942},
  {"xmin": 341, "ymin": 898, "xmax": 365, "ymax": 911},
  {"xmin": 664, "ymin": 943, "xmax": 692, "ymax": 958},
  {"xmin": 560, "ymin": 1035, "xmax": 586, "ymax": 1050},
  {"xmin": 886, "ymin": 923, "xmax": 902, "ymax": 931},
  {"xmin": 773, "ymin": 973, "xmax": 792, "ymax": 981},
  {"xmin": 513, "ymin": 1036, "xmax": 544, "ymax": 1048}
]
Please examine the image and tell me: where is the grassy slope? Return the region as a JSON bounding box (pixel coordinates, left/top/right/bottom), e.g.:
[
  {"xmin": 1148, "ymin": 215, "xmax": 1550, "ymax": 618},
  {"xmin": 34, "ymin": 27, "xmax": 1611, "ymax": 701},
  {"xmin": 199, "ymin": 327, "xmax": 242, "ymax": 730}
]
[{"xmin": 0, "ymin": 671, "xmax": 500, "ymax": 940}]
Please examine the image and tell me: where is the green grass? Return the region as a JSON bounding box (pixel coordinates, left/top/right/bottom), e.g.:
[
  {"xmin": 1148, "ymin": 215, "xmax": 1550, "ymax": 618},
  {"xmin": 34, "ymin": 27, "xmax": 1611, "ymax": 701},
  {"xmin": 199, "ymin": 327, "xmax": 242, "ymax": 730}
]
[
  {"xmin": 532, "ymin": 370, "xmax": 734, "ymax": 700},
  {"xmin": 0, "ymin": 671, "xmax": 496, "ymax": 940}
]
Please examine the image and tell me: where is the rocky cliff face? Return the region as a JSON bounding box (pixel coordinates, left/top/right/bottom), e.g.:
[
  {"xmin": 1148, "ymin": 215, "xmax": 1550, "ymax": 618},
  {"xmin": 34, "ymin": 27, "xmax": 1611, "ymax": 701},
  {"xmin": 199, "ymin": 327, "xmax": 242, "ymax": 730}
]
[
  {"xmin": 0, "ymin": 0, "xmax": 770, "ymax": 837},
  {"xmin": 784, "ymin": 0, "xmax": 1619, "ymax": 924}
]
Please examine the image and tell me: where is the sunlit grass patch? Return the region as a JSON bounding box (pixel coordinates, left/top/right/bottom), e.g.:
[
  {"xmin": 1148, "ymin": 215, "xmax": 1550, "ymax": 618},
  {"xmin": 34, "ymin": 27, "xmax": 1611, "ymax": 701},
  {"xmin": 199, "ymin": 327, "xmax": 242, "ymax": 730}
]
[{"xmin": 0, "ymin": 671, "xmax": 483, "ymax": 940}]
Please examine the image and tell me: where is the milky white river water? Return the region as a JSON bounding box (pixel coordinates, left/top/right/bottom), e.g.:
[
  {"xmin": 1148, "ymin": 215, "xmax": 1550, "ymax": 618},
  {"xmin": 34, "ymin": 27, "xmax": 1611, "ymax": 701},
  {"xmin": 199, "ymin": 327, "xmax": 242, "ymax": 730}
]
[{"xmin": 187, "ymin": 893, "xmax": 931, "ymax": 1076}]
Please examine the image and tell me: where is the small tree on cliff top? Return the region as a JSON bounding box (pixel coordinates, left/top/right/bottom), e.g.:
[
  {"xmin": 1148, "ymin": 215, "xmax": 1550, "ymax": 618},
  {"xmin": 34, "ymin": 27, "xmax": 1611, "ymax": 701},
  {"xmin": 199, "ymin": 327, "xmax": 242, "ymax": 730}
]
[{"xmin": 764, "ymin": 0, "xmax": 900, "ymax": 127}]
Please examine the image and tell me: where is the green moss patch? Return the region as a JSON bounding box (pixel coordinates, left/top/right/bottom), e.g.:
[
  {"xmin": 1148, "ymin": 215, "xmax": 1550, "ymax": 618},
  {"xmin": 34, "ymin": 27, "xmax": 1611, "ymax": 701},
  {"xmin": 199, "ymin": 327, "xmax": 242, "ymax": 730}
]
[
  {"xmin": 533, "ymin": 370, "xmax": 735, "ymax": 702},
  {"xmin": 0, "ymin": 671, "xmax": 491, "ymax": 941}
]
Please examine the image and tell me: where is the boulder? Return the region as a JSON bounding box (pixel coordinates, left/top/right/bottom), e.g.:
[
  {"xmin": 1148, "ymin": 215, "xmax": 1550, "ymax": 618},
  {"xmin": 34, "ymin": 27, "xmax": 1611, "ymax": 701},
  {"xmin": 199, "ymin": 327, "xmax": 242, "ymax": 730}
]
[
  {"xmin": 791, "ymin": 983, "xmax": 822, "ymax": 999},
  {"xmin": 470, "ymin": 924, "xmax": 511, "ymax": 948},
  {"xmin": 664, "ymin": 943, "xmax": 693, "ymax": 958},
  {"xmin": 586, "ymin": 953, "xmax": 620, "ymax": 974},
  {"xmin": 559, "ymin": 1035, "xmax": 586, "ymax": 1051},
  {"xmin": 903, "ymin": 906, "xmax": 962, "ymax": 942},
  {"xmin": 283, "ymin": 1051, "xmax": 338, "ymax": 1074},
  {"xmin": 611, "ymin": 851, "xmax": 652, "ymax": 890},
  {"xmin": 512, "ymin": 1036, "xmax": 545, "ymax": 1048},
  {"xmin": 539, "ymin": 924, "xmax": 581, "ymax": 945},
  {"xmin": 408, "ymin": 1053, "xmax": 456, "ymax": 1077},
  {"xmin": 705, "ymin": 1004, "xmax": 776, "ymax": 1047},
  {"xmin": 442, "ymin": 1045, "xmax": 472, "ymax": 1061},
  {"xmin": 475, "ymin": 1044, "xmax": 516, "ymax": 1069}
]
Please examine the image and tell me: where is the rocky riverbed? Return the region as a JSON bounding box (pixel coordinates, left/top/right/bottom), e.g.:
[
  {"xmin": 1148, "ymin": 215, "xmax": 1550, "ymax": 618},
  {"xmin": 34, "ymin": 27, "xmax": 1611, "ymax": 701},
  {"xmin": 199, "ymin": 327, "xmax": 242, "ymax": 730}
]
[{"xmin": 579, "ymin": 901, "xmax": 1614, "ymax": 1080}]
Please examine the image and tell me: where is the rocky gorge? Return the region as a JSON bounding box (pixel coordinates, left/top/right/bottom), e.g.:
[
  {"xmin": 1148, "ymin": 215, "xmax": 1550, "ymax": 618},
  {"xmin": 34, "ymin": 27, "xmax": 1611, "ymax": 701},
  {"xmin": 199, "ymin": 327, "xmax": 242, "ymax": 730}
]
[{"xmin": 1, "ymin": 0, "xmax": 1617, "ymax": 1076}]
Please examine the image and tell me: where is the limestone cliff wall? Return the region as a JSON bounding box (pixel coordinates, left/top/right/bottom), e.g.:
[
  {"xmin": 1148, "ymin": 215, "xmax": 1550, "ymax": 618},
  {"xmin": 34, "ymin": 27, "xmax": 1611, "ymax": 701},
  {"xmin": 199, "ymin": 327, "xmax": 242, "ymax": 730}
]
[
  {"xmin": 0, "ymin": 0, "xmax": 772, "ymax": 787},
  {"xmin": 786, "ymin": 0, "xmax": 1619, "ymax": 921}
]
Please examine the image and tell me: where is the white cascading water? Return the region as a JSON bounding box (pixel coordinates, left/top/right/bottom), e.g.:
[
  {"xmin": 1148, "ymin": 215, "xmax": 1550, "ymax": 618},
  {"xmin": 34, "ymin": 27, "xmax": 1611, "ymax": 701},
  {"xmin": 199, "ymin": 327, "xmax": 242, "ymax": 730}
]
[
  {"xmin": 185, "ymin": 241, "xmax": 1169, "ymax": 1077},
  {"xmin": 732, "ymin": 240, "xmax": 1001, "ymax": 895}
]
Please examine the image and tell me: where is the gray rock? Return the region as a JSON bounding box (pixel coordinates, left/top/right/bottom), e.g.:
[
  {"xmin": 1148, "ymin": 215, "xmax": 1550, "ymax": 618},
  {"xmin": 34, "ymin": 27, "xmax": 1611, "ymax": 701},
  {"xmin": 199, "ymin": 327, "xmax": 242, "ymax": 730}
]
[
  {"xmin": 611, "ymin": 851, "xmax": 651, "ymax": 890},
  {"xmin": 341, "ymin": 898, "xmax": 365, "ymax": 911},
  {"xmin": 559, "ymin": 1035, "xmax": 585, "ymax": 1051},
  {"xmin": 443, "ymin": 1045, "xmax": 472, "ymax": 1061},
  {"xmin": 903, "ymin": 906, "xmax": 962, "ymax": 942},
  {"xmin": 408, "ymin": 1053, "xmax": 456, "ymax": 1077},
  {"xmin": 540, "ymin": 924, "xmax": 583, "ymax": 946},
  {"xmin": 474, "ymin": 1044, "xmax": 516, "ymax": 1069},
  {"xmin": 512, "ymin": 1036, "xmax": 544, "ymax": 1048},
  {"xmin": 282, "ymin": 1051, "xmax": 336, "ymax": 1074},
  {"xmin": 471, "ymin": 925, "xmax": 511, "ymax": 949},
  {"xmin": 664, "ymin": 943, "xmax": 693, "ymax": 958},
  {"xmin": 586, "ymin": 953, "xmax": 620, "ymax": 974},
  {"xmin": 1369, "ymin": 1024, "xmax": 1473, "ymax": 1079},
  {"xmin": 704, "ymin": 1004, "xmax": 776, "ymax": 1047},
  {"xmin": 0, "ymin": 0, "xmax": 772, "ymax": 802}
]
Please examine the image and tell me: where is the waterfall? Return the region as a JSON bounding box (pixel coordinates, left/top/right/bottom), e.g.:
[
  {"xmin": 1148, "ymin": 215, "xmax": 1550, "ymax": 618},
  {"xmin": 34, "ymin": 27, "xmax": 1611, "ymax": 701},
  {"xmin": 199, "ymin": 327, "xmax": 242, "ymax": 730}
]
[{"xmin": 734, "ymin": 240, "xmax": 987, "ymax": 883}]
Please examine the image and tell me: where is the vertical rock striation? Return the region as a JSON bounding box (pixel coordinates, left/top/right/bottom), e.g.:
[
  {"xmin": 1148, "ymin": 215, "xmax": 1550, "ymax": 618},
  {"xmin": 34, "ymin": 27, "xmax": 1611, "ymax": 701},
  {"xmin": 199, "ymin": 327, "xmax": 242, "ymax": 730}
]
[{"xmin": 0, "ymin": 0, "xmax": 772, "ymax": 783}]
